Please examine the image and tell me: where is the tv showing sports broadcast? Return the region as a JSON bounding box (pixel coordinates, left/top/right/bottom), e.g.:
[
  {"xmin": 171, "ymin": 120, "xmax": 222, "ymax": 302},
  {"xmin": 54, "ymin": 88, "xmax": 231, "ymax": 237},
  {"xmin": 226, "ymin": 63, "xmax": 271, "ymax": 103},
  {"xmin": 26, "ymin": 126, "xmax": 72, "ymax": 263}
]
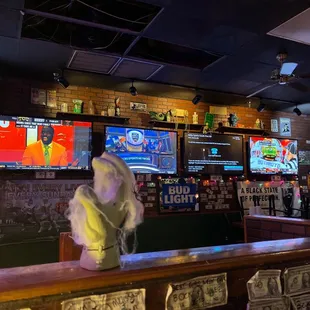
[
  {"xmin": 105, "ymin": 126, "xmax": 177, "ymax": 174},
  {"xmin": 0, "ymin": 115, "xmax": 92, "ymax": 170},
  {"xmin": 184, "ymin": 132, "xmax": 244, "ymax": 175},
  {"xmin": 249, "ymin": 137, "xmax": 298, "ymax": 174}
]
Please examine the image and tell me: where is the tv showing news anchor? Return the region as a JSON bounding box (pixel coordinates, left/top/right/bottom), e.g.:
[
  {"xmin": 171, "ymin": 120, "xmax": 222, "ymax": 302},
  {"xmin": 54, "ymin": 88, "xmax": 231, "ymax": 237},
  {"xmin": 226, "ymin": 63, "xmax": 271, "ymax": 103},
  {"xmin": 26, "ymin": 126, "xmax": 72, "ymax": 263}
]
[{"xmin": 0, "ymin": 115, "xmax": 92, "ymax": 170}]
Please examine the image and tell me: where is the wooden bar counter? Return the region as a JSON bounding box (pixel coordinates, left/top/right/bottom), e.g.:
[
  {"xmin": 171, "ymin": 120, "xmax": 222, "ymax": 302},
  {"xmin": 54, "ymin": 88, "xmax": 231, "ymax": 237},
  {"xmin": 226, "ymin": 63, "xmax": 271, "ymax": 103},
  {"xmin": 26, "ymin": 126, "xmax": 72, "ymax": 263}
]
[
  {"xmin": 244, "ymin": 215, "xmax": 310, "ymax": 242},
  {"xmin": 2, "ymin": 239, "xmax": 310, "ymax": 309}
]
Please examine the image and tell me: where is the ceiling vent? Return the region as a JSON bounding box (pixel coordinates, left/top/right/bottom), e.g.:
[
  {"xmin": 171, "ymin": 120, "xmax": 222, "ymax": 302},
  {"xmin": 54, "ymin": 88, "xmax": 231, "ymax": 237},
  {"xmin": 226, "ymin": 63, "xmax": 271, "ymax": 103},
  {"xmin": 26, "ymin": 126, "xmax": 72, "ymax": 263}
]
[
  {"xmin": 112, "ymin": 58, "xmax": 163, "ymax": 80},
  {"xmin": 67, "ymin": 50, "xmax": 121, "ymax": 74}
]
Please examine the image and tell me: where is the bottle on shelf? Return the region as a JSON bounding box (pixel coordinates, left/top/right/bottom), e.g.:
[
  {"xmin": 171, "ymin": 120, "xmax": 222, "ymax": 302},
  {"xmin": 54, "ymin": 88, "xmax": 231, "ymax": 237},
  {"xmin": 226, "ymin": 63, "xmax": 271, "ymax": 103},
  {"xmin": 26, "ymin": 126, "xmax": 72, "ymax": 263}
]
[
  {"xmin": 107, "ymin": 102, "xmax": 115, "ymax": 117},
  {"xmin": 166, "ymin": 111, "xmax": 171, "ymax": 122},
  {"xmin": 115, "ymin": 97, "xmax": 120, "ymax": 116},
  {"xmin": 60, "ymin": 102, "xmax": 68, "ymax": 112},
  {"xmin": 88, "ymin": 100, "xmax": 95, "ymax": 114},
  {"xmin": 192, "ymin": 112, "xmax": 198, "ymax": 124},
  {"xmin": 73, "ymin": 99, "xmax": 83, "ymax": 114},
  {"xmin": 203, "ymin": 122, "xmax": 209, "ymax": 134}
]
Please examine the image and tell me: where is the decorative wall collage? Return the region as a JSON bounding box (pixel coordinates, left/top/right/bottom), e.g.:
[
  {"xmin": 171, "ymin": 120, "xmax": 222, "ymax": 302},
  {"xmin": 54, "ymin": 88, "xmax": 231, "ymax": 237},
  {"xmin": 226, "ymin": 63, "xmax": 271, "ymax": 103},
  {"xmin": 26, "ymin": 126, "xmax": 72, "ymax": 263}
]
[
  {"xmin": 0, "ymin": 177, "xmax": 302, "ymax": 244},
  {"xmin": 0, "ymin": 180, "xmax": 91, "ymax": 243}
]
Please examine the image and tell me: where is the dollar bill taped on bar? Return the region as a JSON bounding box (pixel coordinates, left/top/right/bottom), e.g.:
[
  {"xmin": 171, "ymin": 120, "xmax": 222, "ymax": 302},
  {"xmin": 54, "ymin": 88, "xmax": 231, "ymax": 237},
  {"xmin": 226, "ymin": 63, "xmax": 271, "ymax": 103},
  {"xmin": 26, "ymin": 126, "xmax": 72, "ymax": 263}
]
[
  {"xmin": 247, "ymin": 270, "xmax": 282, "ymax": 301},
  {"xmin": 165, "ymin": 273, "xmax": 228, "ymax": 309},
  {"xmin": 290, "ymin": 293, "xmax": 310, "ymax": 310},
  {"xmin": 62, "ymin": 289, "xmax": 145, "ymax": 310},
  {"xmin": 62, "ymin": 295, "xmax": 102, "ymax": 310},
  {"xmin": 105, "ymin": 289, "xmax": 145, "ymax": 310},
  {"xmin": 247, "ymin": 297, "xmax": 290, "ymax": 310},
  {"xmin": 284, "ymin": 265, "xmax": 310, "ymax": 296}
]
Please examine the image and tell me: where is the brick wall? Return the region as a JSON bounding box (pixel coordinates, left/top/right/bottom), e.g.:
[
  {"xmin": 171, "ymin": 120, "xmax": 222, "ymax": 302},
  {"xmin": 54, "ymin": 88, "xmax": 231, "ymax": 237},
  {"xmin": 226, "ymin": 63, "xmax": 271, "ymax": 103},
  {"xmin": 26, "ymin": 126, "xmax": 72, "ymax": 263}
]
[{"xmin": 2, "ymin": 77, "xmax": 310, "ymax": 180}]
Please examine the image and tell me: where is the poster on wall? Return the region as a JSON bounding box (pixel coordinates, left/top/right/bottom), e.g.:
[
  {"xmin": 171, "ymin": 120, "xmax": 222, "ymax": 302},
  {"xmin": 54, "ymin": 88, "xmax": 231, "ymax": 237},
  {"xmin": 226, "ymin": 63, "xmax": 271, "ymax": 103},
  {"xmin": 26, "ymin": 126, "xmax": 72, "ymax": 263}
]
[
  {"xmin": 271, "ymin": 119, "xmax": 279, "ymax": 133},
  {"xmin": 47, "ymin": 89, "xmax": 57, "ymax": 108},
  {"xmin": 299, "ymin": 150, "xmax": 310, "ymax": 166},
  {"xmin": 237, "ymin": 181, "xmax": 301, "ymax": 217},
  {"xmin": 31, "ymin": 88, "xmax": 46, "ymax": 105},
  {"xmin": 130, "ymin": 102, "xmax": 147, "ymax": 112},
  {"xmin": 198, "ymin": 180, "xmax": 238, "ymax": 212},
  {"xmin": 0, "ymin": 179, "xmax": 91, "ymax": 243},
  {"xmin": 159, "ymin": 178, "xmax": 199, "ymax": 213},
  {"xmin": 279, "ymin": 118, "xmax": 291, "ymax": 137}
]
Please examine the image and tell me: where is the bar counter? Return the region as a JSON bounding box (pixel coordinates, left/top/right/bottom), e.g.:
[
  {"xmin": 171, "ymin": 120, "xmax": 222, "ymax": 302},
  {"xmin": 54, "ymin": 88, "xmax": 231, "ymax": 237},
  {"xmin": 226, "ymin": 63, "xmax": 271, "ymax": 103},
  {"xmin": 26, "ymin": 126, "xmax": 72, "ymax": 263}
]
[
  {"xmin": 244, "ymin": 215, "xmax": 310, "ymax": 242},
  {"xmin": 2, "ymin": 238, "xmax": 310, "ymax": 309}
]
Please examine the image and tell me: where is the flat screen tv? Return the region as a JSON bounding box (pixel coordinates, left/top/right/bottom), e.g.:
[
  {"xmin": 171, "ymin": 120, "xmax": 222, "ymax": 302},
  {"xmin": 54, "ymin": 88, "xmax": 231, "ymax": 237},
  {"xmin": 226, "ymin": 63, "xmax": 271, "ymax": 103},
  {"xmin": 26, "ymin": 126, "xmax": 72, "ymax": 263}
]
[
  {"xmin": 0, "ymin": 115, "xmax": 92, "ymax": 170},
  {"xmin": 184, "ymin": 132, "xmax": 244, "ymax": 175},
  {"xmin": 249, "ymin": 137, "xmax": 298, "ymax": 175},
  {"xmin": 104, "ymin": 126, "xmax": 177, "ymax": 174}
]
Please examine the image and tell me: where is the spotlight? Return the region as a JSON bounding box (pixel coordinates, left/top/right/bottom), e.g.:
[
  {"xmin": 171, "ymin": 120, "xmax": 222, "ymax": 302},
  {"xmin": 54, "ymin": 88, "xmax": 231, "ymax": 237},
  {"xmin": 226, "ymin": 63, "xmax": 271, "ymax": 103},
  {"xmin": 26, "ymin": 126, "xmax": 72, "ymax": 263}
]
[
  {"xmin": 53, "ymin": 72, "xmax": 69, "ymax": 88},
  {"xmin": 192, "ymin": 94, "xmax": 202, "ymax": 105},
  {"xmin": 257, "ymin": 103, "xmax": 265, "ymax": 112},
  {"xmin": 129, "ymin": 81, "xmax": 137, "ymax": 96},
  {"xmin": 293, "ymin": 107, "xmax": 302, "ymax": 116}
]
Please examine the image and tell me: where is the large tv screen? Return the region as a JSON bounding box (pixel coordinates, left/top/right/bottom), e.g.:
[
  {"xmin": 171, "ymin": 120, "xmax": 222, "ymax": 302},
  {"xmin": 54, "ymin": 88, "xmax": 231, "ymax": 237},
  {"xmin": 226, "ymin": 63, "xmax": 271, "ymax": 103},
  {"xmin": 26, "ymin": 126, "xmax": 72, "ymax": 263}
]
[
  {"xmin": 249, "ymin": 137, "xmax": 298, "ymax": 175},
  {"xmin": 0, "ymin": 115, "xmax": 92, "ymax": 170},
  {"xmin": 104, "ymin": 126, "xmax": 177, "ymax": 174},
  {"xmin": 184, "ymin": 132, "xmax": 244, "ymax": 175}
]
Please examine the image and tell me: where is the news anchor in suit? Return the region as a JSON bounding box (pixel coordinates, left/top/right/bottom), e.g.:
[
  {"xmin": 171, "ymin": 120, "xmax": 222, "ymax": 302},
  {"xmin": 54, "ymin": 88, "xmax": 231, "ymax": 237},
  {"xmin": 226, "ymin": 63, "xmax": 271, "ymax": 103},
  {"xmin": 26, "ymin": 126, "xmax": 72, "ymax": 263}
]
[{"xmin": 22, "ymin": 126, "xmax": 68, "ymax": 166}]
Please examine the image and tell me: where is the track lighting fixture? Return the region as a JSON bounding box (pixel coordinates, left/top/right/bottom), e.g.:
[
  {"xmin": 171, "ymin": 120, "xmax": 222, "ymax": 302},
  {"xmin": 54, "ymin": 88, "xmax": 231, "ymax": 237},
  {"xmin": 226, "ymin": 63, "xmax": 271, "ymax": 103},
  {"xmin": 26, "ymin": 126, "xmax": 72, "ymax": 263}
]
[
  {"xmin": 192, "ymin": 94, "xmax": 202, "ymax": 105},
  {"xmin": 293, "ymin": 106, "xmax": 302, "ymax": 116},
  {"xmin": 257, "ymin": 103, "xmax": 265, "ymax": 112},
  {"xmin": 53, "ymin": 71, "xmax": 69, "ymax": 89},
  {"xmin": 129, "ymin": 81, "xmax": 137, "ymax": 96}
]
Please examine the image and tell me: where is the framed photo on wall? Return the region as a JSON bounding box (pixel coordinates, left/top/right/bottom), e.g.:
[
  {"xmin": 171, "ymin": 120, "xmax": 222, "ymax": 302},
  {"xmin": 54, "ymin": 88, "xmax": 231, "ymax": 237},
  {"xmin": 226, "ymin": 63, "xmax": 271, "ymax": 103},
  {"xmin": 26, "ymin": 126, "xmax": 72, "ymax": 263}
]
[
  {"xmin": 271, "ymin": 119, "xmax": 279, "ymax": 133},
  {"xmin": 279, "ymin": 118, "xmax": 291, "ymax": 137},
  {"xmin": 31, "ymin": 88, "xmax": 46, "ymax": 106}
]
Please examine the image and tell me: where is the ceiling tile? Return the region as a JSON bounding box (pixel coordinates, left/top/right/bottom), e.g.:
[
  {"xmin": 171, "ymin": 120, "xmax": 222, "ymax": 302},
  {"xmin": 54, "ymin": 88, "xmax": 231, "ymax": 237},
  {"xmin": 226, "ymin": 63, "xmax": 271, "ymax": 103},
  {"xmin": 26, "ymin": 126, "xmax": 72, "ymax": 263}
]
[
  {"xmin": 149, "ymin": 66, "xmax": 201, "ymax": 87},
  {"xmin": 112, "ymin": 58, "xmax": 163, "ymax": 80},
  {"xmin": 0, "ymin": 6, "xmax": 22, "ymax": 38}
]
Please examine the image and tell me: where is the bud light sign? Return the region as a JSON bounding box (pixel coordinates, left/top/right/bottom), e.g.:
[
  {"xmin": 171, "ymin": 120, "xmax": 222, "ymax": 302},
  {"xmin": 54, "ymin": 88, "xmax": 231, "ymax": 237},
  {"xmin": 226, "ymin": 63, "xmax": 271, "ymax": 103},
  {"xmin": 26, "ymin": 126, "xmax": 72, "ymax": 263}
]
[{"xmin": 162, "ymin": 184, "xmax": 197, "ymax": 207}]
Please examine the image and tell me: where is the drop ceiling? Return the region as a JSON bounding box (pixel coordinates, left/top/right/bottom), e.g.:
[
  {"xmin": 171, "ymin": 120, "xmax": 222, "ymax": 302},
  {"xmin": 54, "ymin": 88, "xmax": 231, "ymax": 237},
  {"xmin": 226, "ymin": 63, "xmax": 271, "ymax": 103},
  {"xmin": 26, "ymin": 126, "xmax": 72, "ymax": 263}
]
[{"xmin": 1, "ymin": 0, "xmax": 310, "ymax": 111}]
